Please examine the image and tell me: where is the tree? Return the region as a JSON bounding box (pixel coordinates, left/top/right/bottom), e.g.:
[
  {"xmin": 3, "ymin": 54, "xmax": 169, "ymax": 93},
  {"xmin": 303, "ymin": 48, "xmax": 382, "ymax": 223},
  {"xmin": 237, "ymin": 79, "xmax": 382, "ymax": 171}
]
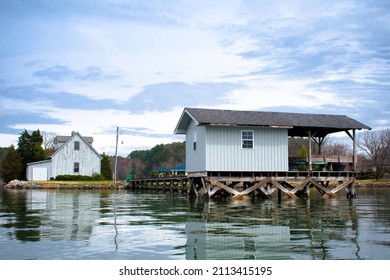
[
  {"xmin": 101, "ymin": 153, "xmax": 113, "ymax": 180},
  {"xmin": 321, "ymin": 138, "xmax": 352, "ymax": 155},
  {"xmin": 296, "ymin": 144, "xmax": 308, "ymax": 159},
  {"xmin": 0, "ymin": 145, "xmax": 23, "ymax": 183},
  {"xmin": 358, "ymin": 129, "xmax": 390, "ymax": 180},
  {"xmin": 17, "ymin": 129, "xmax": 46, "ymax": 179},
  {"xmin": 42, "ymin": 131, "xmax": 56, "ymax": 157}
]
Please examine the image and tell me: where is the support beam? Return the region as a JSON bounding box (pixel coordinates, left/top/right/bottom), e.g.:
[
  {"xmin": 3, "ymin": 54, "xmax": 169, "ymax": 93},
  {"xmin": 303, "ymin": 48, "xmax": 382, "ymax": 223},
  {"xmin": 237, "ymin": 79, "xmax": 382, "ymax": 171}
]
[
  {"xmin": 307, "ymin": 129, "xmax": 312, "ymax": 171},
  {"xmin": 330, "ymin": 178, "xmax": 356, "ymax": 195},
  {"xmin": 309, "ymin": 179, "xmax": 337, "ymax": 199},
  {"xmin": 345, "ymin": 129, "xmax": 357, "ymax": 172},
  {"xmin": 207, "ymin": 177, "xmax": 241, "ymax": 196},
  {"xmin": 270, "ymin": 180, "xmax": 298, "ymax": 199}
]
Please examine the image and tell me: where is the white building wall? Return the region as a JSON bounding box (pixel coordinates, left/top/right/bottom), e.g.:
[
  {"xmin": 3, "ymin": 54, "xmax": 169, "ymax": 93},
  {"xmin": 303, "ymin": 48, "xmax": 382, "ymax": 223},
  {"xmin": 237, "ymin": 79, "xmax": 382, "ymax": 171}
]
[
  {"xmin": 205, "ymin": 126, "xmax": 288, "ymax": 172},
  {"xmin": 26, "ymin": 160, "xmax": 52, "ymax": 181},
  {"xmin": 51, "ymin": 134, "xmax": 101, "ymax": 178},
  {"xmin": 185, "ymin": 120, "xmax": 207, "ymax": 173}
]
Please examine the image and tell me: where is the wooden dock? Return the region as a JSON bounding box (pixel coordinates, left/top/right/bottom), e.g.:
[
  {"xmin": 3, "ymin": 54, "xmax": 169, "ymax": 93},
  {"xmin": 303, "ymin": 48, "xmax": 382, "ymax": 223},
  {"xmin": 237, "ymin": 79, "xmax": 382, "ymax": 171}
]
[
  {"xmin": 126, "ymin": 177, "xmax": 190, "ymax": 193},
  {"xmin": 126, "ymin": 171, "xmax": 357, "ymax": 199}
]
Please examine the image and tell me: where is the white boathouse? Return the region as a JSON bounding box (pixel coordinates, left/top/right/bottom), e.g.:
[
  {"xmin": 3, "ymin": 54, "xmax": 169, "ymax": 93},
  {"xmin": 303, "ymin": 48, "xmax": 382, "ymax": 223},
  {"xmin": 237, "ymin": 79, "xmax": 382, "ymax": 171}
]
[{"xmin": 174, "ymin": 108, "xmax": 371, "ymax": 199}]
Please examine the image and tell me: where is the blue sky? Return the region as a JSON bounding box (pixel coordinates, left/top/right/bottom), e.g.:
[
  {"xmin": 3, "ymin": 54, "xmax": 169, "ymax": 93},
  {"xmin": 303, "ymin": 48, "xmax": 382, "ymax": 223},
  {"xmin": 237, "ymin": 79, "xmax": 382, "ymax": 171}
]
[{"xmin": 1, "ymin": 0, "xmax": 389, "ymax": 156}]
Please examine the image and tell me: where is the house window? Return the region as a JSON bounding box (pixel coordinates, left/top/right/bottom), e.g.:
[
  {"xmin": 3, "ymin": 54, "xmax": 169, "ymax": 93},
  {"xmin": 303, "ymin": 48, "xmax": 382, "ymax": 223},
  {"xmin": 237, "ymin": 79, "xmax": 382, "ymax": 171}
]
[
  {"xmin": 74, "ymin": 141, "xmax": 80, "ymax": 150},
  {"xmin": 74, "ymin": 162, "xmax": 80, "ymax": 173},
  {"xmin": 242, "ymin": 130, "xmax": 254, "ymax": 149}
]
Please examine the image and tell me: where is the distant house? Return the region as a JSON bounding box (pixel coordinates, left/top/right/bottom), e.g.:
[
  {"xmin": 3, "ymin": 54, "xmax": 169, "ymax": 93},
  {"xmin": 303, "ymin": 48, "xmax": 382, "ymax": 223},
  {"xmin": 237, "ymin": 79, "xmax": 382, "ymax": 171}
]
[
  {"xmin": 26, "ymin": 132, "xmax": 102, "ymax": 181},
  {"xmin": 174, "ymin": 108, "xmax": 370, "ymax": 175},
  {"xmin": 153, "ymin": 167, "xmax": 171, "ymax": 177},
  {"xmin": 171, "ymin": 164, "xmax": 186, "ymax": 176}
]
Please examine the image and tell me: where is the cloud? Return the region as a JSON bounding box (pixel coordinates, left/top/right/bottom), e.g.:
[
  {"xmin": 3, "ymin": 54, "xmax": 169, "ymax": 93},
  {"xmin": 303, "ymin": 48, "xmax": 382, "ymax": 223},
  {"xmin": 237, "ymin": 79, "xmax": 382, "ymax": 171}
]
[
  {"xmin": 33, "ymin": 65, "xmax": 122, "ymax": 82},
  {"xmin": 129, "ymin": 81, "xmax": 243, "ymax": 113},
  {"xmin": 1, "ymin": 0, "xmax": 389, "ymax": 156}
]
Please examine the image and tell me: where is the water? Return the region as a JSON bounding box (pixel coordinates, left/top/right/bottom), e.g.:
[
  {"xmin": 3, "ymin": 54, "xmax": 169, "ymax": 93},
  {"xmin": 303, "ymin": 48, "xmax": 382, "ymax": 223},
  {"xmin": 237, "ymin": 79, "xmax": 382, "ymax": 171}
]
[{"xmin": 0, "ymin": 187, "xmax": 389, "ymax": 260}]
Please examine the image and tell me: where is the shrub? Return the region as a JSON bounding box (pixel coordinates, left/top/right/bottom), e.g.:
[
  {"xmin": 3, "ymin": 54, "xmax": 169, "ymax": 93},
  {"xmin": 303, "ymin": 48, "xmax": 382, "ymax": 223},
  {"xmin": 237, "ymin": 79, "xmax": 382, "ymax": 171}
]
[{"xmin": 55, "ymin": 174, "xmax": 105, "ymax": 181}]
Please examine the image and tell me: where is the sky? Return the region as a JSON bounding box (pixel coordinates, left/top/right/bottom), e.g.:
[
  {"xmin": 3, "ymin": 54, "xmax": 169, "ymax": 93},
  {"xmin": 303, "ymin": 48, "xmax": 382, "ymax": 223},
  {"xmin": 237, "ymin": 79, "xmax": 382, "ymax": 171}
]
[{"xmin": 1, "ymin": 0, "xmax": 389, "ymax": 157}]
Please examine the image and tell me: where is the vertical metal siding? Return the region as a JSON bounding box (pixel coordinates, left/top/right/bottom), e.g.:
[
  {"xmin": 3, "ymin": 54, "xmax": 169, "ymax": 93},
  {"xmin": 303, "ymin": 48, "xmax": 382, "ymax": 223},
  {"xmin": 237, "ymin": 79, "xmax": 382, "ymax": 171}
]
[
  {"xmin": 205, "ymin": 126, "xmax": 288, "ymax": 171},
  {"xmin": 185, "ymin": 120, "xmax": 207, "ymax": 173}
]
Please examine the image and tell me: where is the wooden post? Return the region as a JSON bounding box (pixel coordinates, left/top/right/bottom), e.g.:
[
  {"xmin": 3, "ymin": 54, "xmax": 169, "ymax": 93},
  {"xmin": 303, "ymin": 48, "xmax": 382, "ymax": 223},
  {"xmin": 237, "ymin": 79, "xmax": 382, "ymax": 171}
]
[
  {"xmin": 308, "ymin": 129, "xmax": 312, "ymax": 171},
  {"xmin": 353, "ymin": 129, "xmax": 357, "ymax": 172},
  {"xmin": 306, "ymin": 184, "xmax": 310, "ymax": 198},
  {"xmin": 345, "ymin": 129, "xmax": 357, "ymax": 172}
]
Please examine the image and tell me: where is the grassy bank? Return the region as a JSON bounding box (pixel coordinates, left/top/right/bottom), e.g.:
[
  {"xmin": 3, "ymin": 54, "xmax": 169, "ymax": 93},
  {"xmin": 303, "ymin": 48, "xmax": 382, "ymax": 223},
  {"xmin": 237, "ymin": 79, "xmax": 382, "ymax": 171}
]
[{"xmin": 355, "ymin": 178, "xmax": 390, "ymax": 188}]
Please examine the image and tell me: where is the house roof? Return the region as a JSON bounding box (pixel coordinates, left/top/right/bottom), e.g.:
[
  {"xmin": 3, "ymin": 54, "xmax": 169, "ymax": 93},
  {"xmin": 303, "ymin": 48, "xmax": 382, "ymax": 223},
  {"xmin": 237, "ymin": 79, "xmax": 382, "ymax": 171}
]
[
  {"xmin": 55, "ymin": 135, "xmax": 93, "ymax": 144},
  {"xmin": 171, "ymin": 164, "xmax": 186, "ymax": 171},
  {"xmin": 174, "ymin": 108, "xmax": 371, "ymax": 137}
]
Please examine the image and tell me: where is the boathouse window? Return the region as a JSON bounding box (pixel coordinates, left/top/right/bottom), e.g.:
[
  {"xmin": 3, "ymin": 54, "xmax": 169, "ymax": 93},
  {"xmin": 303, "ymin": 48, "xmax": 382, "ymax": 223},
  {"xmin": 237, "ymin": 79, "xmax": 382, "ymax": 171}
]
[
  {"xmin": 241, "ymin": 130, "xmax": 254, "ymax": 149},
  {"xmin": 74, "ymin": 162, "xmax": 80, "ymax": 173},
  {"xmin": 193, "ymin": 132, "xmax": 197, "ymax": 151},
  {"xmin": 74, "ymin": 141, "xmax": 80, "ymax": 150}
]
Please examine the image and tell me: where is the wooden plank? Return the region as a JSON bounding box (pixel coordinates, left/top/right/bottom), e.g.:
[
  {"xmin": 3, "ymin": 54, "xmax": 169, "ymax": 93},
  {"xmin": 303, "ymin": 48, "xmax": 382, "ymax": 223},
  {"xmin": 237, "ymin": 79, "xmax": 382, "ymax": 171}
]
[
  {"xmin": 309, "ymin": 179, "xmax": 337, "ymax": 198},
  {"xmin": 240, "ymin": 180, "xmax": 268, "ymax": 195},
  {"xmin": 330, "ymin": 178, "xmax": 355, "ymax": 194},
  {"xmin": 209, "ymin": 186, "xmax": 221, "ymax": 197},
  {"xmin": 207, "ymin": 177, "xmax": 240, "ymax": 195},
  {"xmin": 271, "ymin": 180, "xmax": 298, "ymax": 198},
  {"xmin": 291, "ymin": 177, "xmax": 311, "ymax": 194}
]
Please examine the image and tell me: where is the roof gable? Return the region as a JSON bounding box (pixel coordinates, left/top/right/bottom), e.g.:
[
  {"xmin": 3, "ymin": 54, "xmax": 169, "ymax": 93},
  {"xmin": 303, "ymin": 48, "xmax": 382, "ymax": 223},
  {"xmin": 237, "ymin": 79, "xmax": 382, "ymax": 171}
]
[
  {"xmin": 175, "ymin": 108, "xmax": 371, "ymax": 137},
  {"xmin": 51, "ymin": 132, "xmax": 102, "ymax": 159}
]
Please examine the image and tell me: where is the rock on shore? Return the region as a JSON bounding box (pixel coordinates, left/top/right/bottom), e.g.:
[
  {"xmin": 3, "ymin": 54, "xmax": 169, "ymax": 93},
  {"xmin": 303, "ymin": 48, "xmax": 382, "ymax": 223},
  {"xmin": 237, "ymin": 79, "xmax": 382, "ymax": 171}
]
[{"xmin": 5, "ymin": 179, "xmax": 40, "ymax": 189}]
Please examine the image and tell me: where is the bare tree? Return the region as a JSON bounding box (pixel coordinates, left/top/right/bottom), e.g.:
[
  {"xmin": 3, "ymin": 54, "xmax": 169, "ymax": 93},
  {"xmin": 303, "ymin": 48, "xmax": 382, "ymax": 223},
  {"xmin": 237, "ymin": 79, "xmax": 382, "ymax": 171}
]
[
  {"xmin": 42, "ymin": 131, "xmax": 56, "ymax": 157},
  {"xmin": 358, "ymin": 129, "xmax": 390, "ymax": 180},
  {"xmin": 321, "ymin": 137, "xmax": 352, "ymax": 155},
  {"xmin": 42, "ymin": 132, "xmax": 56, "ymax": 150}
]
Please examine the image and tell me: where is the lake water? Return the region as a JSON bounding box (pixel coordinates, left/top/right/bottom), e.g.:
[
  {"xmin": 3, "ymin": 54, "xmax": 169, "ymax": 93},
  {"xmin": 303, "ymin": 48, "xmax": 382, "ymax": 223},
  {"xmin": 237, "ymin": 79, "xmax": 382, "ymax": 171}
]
[{"xmin": 0, "ymin": 187, "xmax": 389, "ymax": 260}]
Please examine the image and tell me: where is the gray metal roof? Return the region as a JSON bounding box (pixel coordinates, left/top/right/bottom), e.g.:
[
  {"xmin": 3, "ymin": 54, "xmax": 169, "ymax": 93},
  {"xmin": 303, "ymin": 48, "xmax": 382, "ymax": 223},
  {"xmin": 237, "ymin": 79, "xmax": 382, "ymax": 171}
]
[
  {"xmin": 175, "ymin": 108, "xmax": 371, "ymax": 137},
  {"xmin": 55, "ymin": 135, "xmax": 93, "ymax": 144}
]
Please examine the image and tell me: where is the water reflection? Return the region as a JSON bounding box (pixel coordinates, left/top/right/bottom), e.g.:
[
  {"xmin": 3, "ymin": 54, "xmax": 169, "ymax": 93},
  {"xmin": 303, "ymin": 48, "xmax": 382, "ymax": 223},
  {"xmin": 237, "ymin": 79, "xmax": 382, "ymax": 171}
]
[{"xmin": 0, "ymin": 187, "xmax": 389, "ymax": 260}]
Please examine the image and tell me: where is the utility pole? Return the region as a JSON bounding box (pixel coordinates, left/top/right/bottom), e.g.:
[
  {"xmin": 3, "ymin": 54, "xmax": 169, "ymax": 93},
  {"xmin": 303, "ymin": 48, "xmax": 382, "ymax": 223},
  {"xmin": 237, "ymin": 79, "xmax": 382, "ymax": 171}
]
[{"xmin": 114, "ymin": 126, "xmax": 119, "ymax": 184}]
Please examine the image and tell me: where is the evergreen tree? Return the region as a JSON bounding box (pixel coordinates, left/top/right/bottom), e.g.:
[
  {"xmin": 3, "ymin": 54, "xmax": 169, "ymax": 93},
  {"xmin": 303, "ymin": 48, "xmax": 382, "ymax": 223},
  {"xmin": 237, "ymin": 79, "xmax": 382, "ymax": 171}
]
[
  {"xmin": 17, "ymin": 129, "xmax": 46, "ymax": 179},
  {"xmin": 0, "ymin": 145, "xmax": 23, "ymax": 183},
  {"xmin": 101, "ymin": 153, "xmax": 113, "ymax": 180}
]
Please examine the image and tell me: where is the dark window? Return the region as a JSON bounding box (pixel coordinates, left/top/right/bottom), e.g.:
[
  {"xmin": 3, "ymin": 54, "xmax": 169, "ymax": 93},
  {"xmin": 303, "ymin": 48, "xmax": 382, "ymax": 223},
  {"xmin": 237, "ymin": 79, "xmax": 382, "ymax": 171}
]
[
  {"xmin": 242, "ymin": 130, "xmax": 254, "ymax": 149},
  {"xmin": 74, "ymin": 141, "xmax": 80, "ymax": 150},
  {"xmin": 193, "ymin": 132, "xmax": 197, "ymax": 151},
  {"xmin": 74, "ymin": 162, "xmax": 80, "ymax": 173}
]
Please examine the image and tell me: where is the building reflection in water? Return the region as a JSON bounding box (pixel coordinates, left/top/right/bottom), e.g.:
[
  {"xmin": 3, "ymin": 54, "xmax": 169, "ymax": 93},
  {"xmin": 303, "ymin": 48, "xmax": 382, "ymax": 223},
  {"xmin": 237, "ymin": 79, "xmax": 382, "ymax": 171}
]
[
  {"xmin": 25, "ymin": 190, "xmax": 100, "ymax": 241},
  {"xmin": 184, "ymin": 196, "xmax": 362, "ymax": 260},
  {"xmin": 185, "ymin": 221, "xmax": 291, "ymax": 260}
]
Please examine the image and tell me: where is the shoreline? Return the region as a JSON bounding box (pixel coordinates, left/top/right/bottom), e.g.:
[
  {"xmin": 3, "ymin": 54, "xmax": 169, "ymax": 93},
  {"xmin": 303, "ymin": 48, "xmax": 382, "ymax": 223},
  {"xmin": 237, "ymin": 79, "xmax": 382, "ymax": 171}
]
[{"xmin": 2, "ymin": 178, "xmax": 390, "ymax": 190}]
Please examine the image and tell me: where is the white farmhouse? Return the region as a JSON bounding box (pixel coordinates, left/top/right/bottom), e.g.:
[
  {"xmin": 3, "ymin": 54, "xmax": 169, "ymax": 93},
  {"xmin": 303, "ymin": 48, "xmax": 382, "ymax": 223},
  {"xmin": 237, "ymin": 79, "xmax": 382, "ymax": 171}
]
[{"xmin": 26, "ymin": 132, "xmax": 102, "ymax": 181}]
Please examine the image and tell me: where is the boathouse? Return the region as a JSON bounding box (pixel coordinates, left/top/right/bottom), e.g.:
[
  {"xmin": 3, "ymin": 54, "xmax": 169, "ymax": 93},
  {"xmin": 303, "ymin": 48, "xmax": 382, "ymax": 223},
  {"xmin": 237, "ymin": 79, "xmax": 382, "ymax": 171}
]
[{"xmin": 174, "ymin": 108, "xmax": 371, "ymax": 199}]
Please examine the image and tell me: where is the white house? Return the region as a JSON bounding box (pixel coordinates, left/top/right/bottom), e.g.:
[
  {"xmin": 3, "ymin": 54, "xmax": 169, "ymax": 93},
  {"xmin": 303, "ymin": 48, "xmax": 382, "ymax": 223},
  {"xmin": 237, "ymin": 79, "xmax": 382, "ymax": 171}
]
[
  {"xmin": 174, "ymin": 108, "xmax": 371, "ymax": 175},
  {"xmin": 26, "ymin": 132, "xmax": 102, "ymax": 181}
]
